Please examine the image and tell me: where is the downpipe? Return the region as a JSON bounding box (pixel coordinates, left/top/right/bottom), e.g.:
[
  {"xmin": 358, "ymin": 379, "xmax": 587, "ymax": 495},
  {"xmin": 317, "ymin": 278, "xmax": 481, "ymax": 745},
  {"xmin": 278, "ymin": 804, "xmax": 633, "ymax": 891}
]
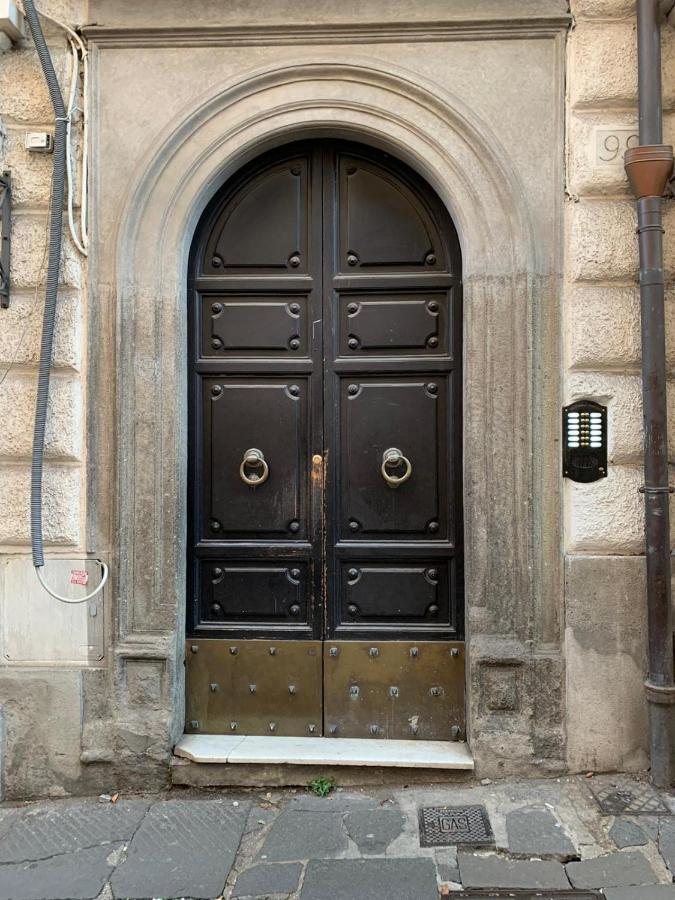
[{"xmin": 625, "ymin": 0, "xmax": 675, "ymax": 787}]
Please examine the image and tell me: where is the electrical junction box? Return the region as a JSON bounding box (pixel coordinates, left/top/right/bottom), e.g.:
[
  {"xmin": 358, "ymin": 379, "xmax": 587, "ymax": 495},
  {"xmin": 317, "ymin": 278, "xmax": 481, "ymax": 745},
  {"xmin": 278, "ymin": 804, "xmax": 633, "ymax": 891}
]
[
  {"xmin": 562, "ymin": 400, "xmax": 608, "ymax": 483},
  {"xmin": 25, "ymin": 132, "xmax": 54, "ymax": 153},
  {"xmin": 0, "ymin": 558, "xmax": 105, "ymax": 665}
]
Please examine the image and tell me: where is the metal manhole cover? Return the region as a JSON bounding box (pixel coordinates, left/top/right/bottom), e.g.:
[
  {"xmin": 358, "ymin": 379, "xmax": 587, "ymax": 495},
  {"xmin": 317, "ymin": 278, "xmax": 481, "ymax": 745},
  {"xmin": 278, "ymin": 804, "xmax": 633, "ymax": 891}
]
[
  {"xmin": 589, "ymin": 780, "xmax": 670, "ymax": 816},
  {"xmin": 419, "ymin": 804, "xmax": 494, "ymax": 847}
]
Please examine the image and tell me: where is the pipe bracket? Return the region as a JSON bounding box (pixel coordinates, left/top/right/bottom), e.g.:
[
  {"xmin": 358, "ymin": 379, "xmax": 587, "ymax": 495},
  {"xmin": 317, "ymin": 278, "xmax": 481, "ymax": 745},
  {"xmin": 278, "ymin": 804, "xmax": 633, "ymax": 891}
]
[
  {"xmin": 644, "ymin": 681, "xmax": 675, "ymax": 705},
  {"xmin": 0, "ymin": 171, "xmax": 10, "ymax": 309}
]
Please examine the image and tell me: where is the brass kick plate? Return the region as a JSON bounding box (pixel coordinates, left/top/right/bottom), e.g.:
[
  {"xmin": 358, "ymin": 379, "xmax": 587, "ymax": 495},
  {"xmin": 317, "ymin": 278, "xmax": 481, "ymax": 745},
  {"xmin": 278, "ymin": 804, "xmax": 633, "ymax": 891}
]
[
  {"xmin": 185, "ymin": 640, "xmax": 323, "ymax": 736},
  {"xmin": 323, "ymin": 641, "xmax": 465, "ymax": 740}
]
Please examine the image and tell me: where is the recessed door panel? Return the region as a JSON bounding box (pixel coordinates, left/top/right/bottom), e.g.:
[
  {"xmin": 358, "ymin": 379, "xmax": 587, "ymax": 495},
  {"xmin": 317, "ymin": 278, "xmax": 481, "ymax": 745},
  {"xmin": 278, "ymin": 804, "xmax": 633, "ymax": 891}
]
[
  {"xmin": 339, "ymin": 291, "xmax": 450, "ymax": 356},
  {"xmin": 340, "ymin": 377, "xmax": 449, "ymax": 539},
  {"xmin": 338, "ymin": 156, "xmax": 445, "ymax": 272},
  {"xmin": 338, "ymin": 561, "xmax": 452, "ymax": 631},
  {"xmin": 201, "ymin": 294, "xmax": 308, "ymax": 357},
  {"xmin": 197, "ymin": 560, "xmax": 311, "ymax": 629},
  {"xmin": 204, "ymin": 378, "xmax": 308, "ymax": 539},
  {"xmin": 202, "ymin": 157, "xmax": 310, "ymax": 274}
]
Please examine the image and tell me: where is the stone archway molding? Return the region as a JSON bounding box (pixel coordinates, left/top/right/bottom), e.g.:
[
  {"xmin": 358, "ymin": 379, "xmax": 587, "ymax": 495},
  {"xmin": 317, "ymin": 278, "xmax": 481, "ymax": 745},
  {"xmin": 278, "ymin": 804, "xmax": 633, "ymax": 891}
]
[{"xmin": 103, "ymin": 55, "xmax": 558, "ymax": 781}]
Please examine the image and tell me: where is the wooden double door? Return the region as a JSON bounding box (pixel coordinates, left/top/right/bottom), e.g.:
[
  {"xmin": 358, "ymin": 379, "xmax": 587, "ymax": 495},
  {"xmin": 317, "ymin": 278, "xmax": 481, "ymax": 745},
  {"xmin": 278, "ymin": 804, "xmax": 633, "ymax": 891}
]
[{"xmin": 186, "ymin": 140, "xmax": 465, "ymax": 741}]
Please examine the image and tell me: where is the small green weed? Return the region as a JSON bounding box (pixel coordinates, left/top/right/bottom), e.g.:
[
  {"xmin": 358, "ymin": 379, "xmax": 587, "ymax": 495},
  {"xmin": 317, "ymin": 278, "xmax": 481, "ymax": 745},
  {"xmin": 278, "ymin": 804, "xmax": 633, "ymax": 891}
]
[{"xmin": 307, "ymin": 775, "xmax": 335, "ymax": 797}]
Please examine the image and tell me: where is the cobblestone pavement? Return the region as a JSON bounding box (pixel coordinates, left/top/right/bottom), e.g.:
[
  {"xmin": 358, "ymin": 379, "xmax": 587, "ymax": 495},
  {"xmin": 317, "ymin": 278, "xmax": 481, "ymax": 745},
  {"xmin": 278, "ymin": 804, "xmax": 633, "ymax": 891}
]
[{"xmin": 0, "ymin": 774, "xmax": 674, "ymax": 899}]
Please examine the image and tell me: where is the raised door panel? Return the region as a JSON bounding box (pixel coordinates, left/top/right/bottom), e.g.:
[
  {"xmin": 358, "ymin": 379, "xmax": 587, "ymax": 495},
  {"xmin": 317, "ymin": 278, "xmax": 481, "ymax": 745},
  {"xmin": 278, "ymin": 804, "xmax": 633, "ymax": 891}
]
[
  {"xmin": 339, "ymin": 291, "xmax": 450, "ymax": 356},
  {"xmin": 202, "ymin": 156, "xmax": 310, "ymax": 274},
  {"xmin": 337, "ymin": 154, "xmax": 445, "ymax": 272},
  {"xmin": 196, "ymin": 560, "xmax": 311, "ymax": 629},
  {"xmin": 339, "ymin": 377, "xmax": 450, "ymax": 539},
  {"xmin": 201, "ymin": 294, "xmax": 308, "ymax": 358},
  {"xmin": 337, "ymin": 561, "xmax": 454, "ymax": 632},
  {"xmin": 204, "ymin": 378, "xmax": 309, "ymax": 539}
]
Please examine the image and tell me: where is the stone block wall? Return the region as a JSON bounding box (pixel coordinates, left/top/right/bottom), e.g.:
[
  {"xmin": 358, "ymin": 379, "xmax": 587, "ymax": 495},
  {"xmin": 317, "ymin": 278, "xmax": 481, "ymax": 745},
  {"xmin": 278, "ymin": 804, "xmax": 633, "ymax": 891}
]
[
  {"xmin": 565, "ymin": 0, "xmax": 675, "ymax": 773},
  {"xmin": 0, "ymin": 0, "xmax": 103, "ymax": 799}
]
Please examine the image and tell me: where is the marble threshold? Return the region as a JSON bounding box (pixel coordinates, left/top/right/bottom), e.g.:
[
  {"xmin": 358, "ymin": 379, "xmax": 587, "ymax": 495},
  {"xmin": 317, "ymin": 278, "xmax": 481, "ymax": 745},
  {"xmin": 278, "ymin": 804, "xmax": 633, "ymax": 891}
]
[{"xmin": 174, "ymin": 734, "xmax": 474, "ymax": 769}]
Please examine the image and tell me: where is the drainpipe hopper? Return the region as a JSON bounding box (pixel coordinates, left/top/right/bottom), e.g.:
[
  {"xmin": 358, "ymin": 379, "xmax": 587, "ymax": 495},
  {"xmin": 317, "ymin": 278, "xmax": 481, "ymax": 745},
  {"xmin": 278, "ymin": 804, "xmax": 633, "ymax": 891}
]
[{"xmin": 624, "ymin": 0, "xmax": 675, "ymax": 788}]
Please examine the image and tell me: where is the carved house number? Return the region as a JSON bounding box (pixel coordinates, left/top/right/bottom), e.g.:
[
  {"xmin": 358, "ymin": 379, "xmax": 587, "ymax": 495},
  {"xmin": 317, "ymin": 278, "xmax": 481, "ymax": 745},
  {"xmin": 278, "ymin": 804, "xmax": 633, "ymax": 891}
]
[{"xmin": 594, "ymin": 128, "xmax": 639, "ymax": 166}]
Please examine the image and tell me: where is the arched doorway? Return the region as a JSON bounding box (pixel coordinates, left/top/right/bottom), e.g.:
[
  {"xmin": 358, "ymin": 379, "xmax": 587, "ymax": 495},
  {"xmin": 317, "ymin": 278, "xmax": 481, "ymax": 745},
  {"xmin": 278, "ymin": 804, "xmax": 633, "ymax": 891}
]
[{"xmin": 185, "ymin": 139, "xmax": 464, "ymax": 741}]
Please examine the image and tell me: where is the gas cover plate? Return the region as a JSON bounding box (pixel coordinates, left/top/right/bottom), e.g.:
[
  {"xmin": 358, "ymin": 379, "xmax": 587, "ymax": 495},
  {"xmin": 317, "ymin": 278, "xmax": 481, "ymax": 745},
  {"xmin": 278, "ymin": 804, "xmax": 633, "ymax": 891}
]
[
  {"xmin": 185, "ymin": 640, "xmax": 322, "ymax": 736},
  {"xmin": 419, "ymin": 804, "xmax": 493, "ymax": 847},
  {"xmin": 323, "ymin": 641, "xmax": 465, "ymax": 740}
]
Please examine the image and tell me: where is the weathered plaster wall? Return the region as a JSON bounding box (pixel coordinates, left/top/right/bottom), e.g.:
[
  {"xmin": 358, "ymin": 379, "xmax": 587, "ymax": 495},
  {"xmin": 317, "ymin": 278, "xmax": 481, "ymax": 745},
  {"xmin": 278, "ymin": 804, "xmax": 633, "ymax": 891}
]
[
  {"xmin": 0, "ymin": 1, "xmax": 114, "ymax": 800},
  {"xmin": 565, "ymin": 0, "xmax": 675, "ymax": 773}
]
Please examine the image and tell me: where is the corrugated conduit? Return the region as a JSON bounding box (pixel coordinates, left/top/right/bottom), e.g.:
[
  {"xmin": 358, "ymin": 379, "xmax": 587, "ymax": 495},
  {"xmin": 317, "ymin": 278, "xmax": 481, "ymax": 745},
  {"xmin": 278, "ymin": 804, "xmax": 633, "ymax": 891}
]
[{"xmin": 24, "ymin": 0, "xmax": 107, "ymax": 603}]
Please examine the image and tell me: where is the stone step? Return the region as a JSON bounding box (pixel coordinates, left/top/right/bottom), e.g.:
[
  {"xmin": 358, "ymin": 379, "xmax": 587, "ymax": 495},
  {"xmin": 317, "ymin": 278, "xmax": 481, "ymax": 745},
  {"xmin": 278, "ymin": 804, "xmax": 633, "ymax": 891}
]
[
  {"xmin": 175, "ymin": 734, "xmax": 474, "ymax": 767},
  {"xmin": 172, "ymin": 734, "xmax": 474, "ymax": 787}
]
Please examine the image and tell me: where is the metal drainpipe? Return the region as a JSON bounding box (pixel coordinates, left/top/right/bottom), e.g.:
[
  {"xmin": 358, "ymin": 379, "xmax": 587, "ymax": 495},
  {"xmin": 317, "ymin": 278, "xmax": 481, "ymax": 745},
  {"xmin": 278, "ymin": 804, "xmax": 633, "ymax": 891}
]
[{"xmin": 624, "ymin": 0, "xmax": 675, "ymax": 788}]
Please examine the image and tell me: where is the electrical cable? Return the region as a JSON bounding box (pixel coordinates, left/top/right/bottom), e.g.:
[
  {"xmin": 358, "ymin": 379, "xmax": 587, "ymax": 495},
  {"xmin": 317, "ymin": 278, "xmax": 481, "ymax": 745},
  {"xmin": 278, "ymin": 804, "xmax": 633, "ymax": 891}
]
[
  {"xmin": 23, "ymin": 0, "xmax": 106, "ymax": 603},
  {"xmin": 17, "ymin": 0, "xmax": 89, "ymax": 255}
]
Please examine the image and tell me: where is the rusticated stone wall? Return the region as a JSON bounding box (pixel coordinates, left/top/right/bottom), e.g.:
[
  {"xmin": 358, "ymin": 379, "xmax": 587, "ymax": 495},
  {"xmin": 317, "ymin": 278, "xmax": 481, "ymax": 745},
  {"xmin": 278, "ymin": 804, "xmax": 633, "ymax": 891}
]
[
  {"xmin": 0, "ymin": 1, "xmax": 102, "ymax": 799},
  {"xmin": 565, "ymin": 0, "xmax": 675, "ymax": 772}
]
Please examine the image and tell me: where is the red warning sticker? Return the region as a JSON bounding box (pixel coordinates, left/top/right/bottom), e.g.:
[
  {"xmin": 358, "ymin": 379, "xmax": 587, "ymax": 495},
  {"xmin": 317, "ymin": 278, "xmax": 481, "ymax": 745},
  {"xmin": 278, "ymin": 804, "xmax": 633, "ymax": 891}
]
[{"xmin": 70, "ymin": 569, "xmax": 89, "ymax": 586}]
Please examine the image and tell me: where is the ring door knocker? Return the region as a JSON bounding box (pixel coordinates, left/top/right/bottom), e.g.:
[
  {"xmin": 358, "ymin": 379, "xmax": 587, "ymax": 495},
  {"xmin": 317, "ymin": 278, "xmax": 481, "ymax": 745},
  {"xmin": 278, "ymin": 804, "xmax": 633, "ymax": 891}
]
[
  {"xmin": 239, "ymin": 448, "xmax": 269, "ymax": 486},
  {"xmin": 381, "ymin": 447, "xmax": 412, "ymax": 488}
]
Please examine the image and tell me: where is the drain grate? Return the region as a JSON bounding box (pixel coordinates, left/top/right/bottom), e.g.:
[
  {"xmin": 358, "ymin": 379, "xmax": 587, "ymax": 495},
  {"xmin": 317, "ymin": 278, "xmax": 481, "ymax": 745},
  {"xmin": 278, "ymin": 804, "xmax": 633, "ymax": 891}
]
[
  {"xmin": 419, "ymin": 804, "xmax": 494, "ymax": 847},
  {"xmin": 589, "ymin": 779, "xmax": 671, "ymax": 816},
  {"xmin": 453, "ymin": 894, "xmax": 601, "ymax": 899}
]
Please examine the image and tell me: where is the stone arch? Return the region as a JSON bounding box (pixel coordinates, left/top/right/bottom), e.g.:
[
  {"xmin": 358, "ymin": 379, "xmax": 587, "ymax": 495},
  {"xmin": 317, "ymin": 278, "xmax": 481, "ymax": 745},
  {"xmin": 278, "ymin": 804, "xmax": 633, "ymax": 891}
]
[{"xmin": 105, "ymin": 56, "xmax": 554, "ymax": 769}]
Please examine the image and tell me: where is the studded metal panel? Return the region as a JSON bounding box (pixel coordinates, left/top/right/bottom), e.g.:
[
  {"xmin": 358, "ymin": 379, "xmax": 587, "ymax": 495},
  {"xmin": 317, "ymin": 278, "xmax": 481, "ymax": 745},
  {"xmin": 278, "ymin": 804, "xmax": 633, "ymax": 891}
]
[
  {"xmin": 418, "ymin": 804, "xmax": 493, "ymax": 848},
  {"xmin": 590, "ymin": 780, "xmax": 671, "ymax": 816},
  {"xmin": 185, "ymin": 639, "xmax": 322, "ymax": 736},
  {"xmin": 323, "ymin": 641, "xmax": 464, "ymax": 740}
]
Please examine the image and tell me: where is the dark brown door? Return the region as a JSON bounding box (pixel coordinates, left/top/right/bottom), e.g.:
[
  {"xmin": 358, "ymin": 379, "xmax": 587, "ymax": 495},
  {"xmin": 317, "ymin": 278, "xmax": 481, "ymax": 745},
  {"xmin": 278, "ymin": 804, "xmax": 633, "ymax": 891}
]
[{"xmin": 186, "ymin": 140, "xmax": 465, "ymax": 740}]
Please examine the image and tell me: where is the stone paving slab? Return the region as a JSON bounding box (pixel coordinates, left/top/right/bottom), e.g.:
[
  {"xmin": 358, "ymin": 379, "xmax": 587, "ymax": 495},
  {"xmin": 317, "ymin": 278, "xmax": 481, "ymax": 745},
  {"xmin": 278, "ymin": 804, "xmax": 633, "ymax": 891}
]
[
  {"xmin": 286, "ymin": 792, "xmax": 379, "ymax": 812},
  {"xmin": 0, "ymin": 800, "xmax": 150, "ymax": 863},
  {"xmin": 659, "ymin": 818, "xmax": 675, "ymax": 875},
  {"xmin": 0, "ymin": 842, "xmax": 124, "ymax": 900},
  {"xmin": 259, "ymin": 810, "xmax": 348, "ymax": 861},
  {"xmin": 602, "ymin": 887, "xmax": 675, "ymax": 900},
  {"xmin": 343, "ymin": 806, "xmax": 405, "ymax": 854},
  {"xmin": 231, "ymin": 861, "xmax": 303, "ymax": 898},
  {"xmin": 436, "ymin": 847, "xmax": 460, "ymax": 883},
  {"xmin": 458, "ymin": 852, "xmax": 570, "ymax": 890},
  {"xmin": 299, "ymin": 858, "xmax": 437, "ymax": 900},
  {"xmin": 566, "ymin": 850, "xmax": 659, "ymax": 889},
  {"xmin": 609, "ymin": 819, "xmax": 649, "ymax": 848},
  {"xmin": 110, "ymin": 798, "xmax": 250, "ymax": 900},
  {"xmin": 506, "ymin": 805, "xmax": 578, "ymax": 860},
  {"xmin": 0, "ymin": 808, "xmax": 18, "ymax": 841}
]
